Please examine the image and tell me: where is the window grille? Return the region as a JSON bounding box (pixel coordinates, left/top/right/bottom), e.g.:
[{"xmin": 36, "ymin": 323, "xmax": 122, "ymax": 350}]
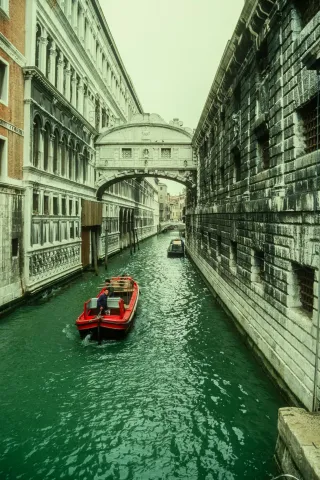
[
  {"xmin": 300, "ymin": 96, "xmax": 320, "ymax": 154},
  {"xmin": 230, "ymin": 240, "xmax": 237, "ymax": 267},
  {"xmin": 258, "ymin": 132, "xmax": 270, "ymax": 169},
  {"xmin": 233, "ymin": 149, "xmax": 241, "ymax": 183},
  {"xmin": 122, "ymin": 148, "xmax": 132, "ymax": 159},
  {"xmin": 217, "ymin": 235, "xmax": 222, "ymax": 260},
  {"xmin": 254, "ymin": 250, "xmax": 265, "ymax": 281},
  {"xmin": 12, "ymin": 238, "xmax": 18, "ymax": 257},
  {"xmin": 293, "ymin": 0, "xmax": 320, "ymax": 28},
  {"xmin": 161, "ymin": 148, "xmax": 171, "ymax": 159},
  {"xmin": 296, "ymin": 265, "xmax": 315, "ymax": 313}
]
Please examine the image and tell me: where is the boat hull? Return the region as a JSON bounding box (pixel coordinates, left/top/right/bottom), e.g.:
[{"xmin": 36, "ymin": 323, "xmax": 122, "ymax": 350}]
[{"xmin": 75, "ymin": 277, "xmax": 139, "ymax": 341}]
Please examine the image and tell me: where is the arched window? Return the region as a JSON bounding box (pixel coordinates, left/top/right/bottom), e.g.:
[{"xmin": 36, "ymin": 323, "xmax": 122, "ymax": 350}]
[
  {"xmin": 33, "ymin": 116, "xmax": 41, "ymax": 167},
  {"xmin": 53, "ymin": 130, "xmax": 59, "ymax": 174},
  {"xmin": 35, "ymin": 25, "xmax": 41, "ymax": 68},
  {"xmin": 43, "ymin": 123, "xmax": 50, "ymax": 171},
  {"xmin": 61, "ymin": 136, "xmax": 67, "ymax": 176}
]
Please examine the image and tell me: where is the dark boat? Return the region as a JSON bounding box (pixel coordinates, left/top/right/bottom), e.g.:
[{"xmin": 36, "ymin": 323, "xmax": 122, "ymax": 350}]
[
  {"xmin": 167, "ymin": 238, "xmax": 185, "ymax": 257},
  {"xmin": 75, "ymin": 276, "xmax": 139, "ymax": 341}
]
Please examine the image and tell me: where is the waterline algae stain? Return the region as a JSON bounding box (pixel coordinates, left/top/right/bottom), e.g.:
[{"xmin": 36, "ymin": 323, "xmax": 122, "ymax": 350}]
[{"xmin": 0, "ymin": 233, "xmax": 285, "ymax": 479}]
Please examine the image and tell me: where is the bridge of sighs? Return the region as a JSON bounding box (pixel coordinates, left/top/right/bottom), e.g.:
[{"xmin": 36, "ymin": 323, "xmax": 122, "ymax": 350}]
[{"xmin": 95, "ymin": 113, "xmax": 196, "ymax": 200}]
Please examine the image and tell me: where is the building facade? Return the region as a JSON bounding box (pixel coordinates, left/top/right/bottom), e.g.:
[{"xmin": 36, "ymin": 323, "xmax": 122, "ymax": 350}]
[
  {"xmin": 158, "ymin": 183, "xmax": 170, "ymax": 222},
  {"xmin": 0, "ymin": 0, "xmax": 160, "ymax": 312},
  {"xmin": 187, "ymin": 0, "xmax": 320, "ymax": 410},
  {"xmin": 169, "ymin": 193, "xmax": 185, "ymax": 221},
  {"xmin": 0, "ymin": 0, "xmax": 25, "ymax": 308}
]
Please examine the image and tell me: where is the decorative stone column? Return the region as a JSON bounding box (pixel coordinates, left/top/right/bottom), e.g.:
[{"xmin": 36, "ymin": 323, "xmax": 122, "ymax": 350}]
[
  {"xmin": 39, "ymin": 128, "xmax": 45, "ymax": 170},
  {"xmin": 39, "ymin": 28, "xmax": 48, "ymax": 75},
  {"xmin": 49, "ymin": 134, "xmax": 55, "ymax": 173},
  {"xmin": 83, "ymin": 87, "xmax": 88, "ymax": 120},
  {"xmin": 57, "ymin": 51, "xmax": 64, "ymax": 93},
  {"xmin": 71, "ymin": 73, "xmax": 77, "ymax": 108},
  {"xmin": 72, "ymin": 0, "xmax": 78, "ymax": 33},
  {"xmin": 48, "ymin": 40, "xmax": 57, "ymax": 85},
  {"xmin": 78, "ymin": 78, "xmax": 84, "ymax": 116},
  {"xmin": 79, "ymin": 8, "xmax": 85, "ymax": 43},
  {"xmin": 65, "ymin": 61, "xmax": 71, "ymax": 102}
]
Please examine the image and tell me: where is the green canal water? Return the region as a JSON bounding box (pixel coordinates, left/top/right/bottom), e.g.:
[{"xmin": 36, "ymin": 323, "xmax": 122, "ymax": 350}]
[{"xmin": 0, "ymin": 233, "xmax": 285, "ymax": 480}]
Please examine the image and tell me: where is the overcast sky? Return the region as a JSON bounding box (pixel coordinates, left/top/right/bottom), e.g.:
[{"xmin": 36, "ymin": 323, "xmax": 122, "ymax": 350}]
[{"xmin": 101, "ymin": 0, "xmax": 244, "ymax": 194}]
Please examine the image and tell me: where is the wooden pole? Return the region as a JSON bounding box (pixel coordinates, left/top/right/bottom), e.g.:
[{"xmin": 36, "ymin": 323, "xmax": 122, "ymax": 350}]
[
  {"xmin": 92, "ymin": 229, "xmax": 99, "ymax": 276},
  {"xmin": 104, "ymin": 226, "xmax": 108, "ymax": 270},
  {"xmin": 135, "ymin": 228, "xmax": 140, "ymax": 250},
  {"xmin": 133, "ymin": 226, "xmax": 136, "ymax": 253},
  {"xmin": 129, "ymin": 228, "xmax": 132, "ymax": 255}
]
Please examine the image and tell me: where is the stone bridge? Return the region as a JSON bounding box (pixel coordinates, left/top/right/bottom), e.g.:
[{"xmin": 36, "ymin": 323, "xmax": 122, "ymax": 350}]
[
  {"xmin": 159, "ymin": 221, "xmax": 185, "ymax": 233},
  {"xmin": 95, "ymin": 114, "xmax": 197, "ymax": 200}
]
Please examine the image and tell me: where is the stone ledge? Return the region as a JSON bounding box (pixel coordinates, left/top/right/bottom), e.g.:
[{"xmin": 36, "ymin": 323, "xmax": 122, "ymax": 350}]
[{"xmin": 276, "ymin": 407, "xmax": 320, "ymax": 480}]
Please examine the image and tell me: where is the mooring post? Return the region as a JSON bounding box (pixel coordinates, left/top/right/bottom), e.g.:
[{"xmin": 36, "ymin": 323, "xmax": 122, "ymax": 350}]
[
  {"xmin": 104, "ymin": 226, "xmax": 108, "ymax": 270},
  {"xmin": 92, "ymin": 230, "xmax": 99, "ymax": 276},
  {"xmin": 129, "ymin": 229, "xmax": 132, "ymax": 255}
]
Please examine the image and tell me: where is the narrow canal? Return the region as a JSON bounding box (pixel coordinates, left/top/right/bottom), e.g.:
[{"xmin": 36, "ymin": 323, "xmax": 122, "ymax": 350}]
[{"xmin": 0, "ymin": 233, "xmax": 285, "ymax": 480}]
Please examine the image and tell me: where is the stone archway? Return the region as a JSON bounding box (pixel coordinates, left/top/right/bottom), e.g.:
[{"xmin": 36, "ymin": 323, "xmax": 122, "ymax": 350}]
[{"xmin": 95, "ymin": 113, "xmax": 196, "ymax": 200}]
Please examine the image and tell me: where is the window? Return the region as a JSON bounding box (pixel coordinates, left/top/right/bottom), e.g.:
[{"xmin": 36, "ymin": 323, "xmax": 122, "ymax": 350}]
[
  {"xmin": 53, "ymin": 197, "xmax": 59, "ymax": 215},
  {"xmin": 217, "ymin": 234, "xmax": 222, "ymax": 261},
  {"xmin": 0, "ymin": 137, "xmax": 6, "ymax": 177},
  {"xmin": 122, "ymin": 148, "xmax": 132, "ymax": 159},
  {"xmin": 44, "ymin": 195, "xmax": 49, "ymax": 215},
  {"xmin": 257, "ymin": 130, "xmax": 270, "ymax": 170},
  {"xmin": 0, "ymin": 58, "xmax": 9, "ymax": 105},
  {"xmin": 61, "ymin": 198, "xmax": 66, "ymax": 215},
  {"xmin": 293, "ymin": 0, "xmax": 320, "ymax": 28},
  {"xmin": 300, "ymin": 96, "xmax": 320, "ymax": 154},
  {"xmin": 292, "ymin": 263, "xmax": 315, "ymax": 314},
  {"xmin": 75, "ymin": 200, "xmax": 79, "ymax": 216},
  {"xmin": 161, "ymin": 148, "xmax": 171, "ymax": 159},
  {"xmin": 12, "ymin": 238, "xmax": 18, "ymax": 257},
  {"xmin": 69, "ymin": 199, "xmax": 73, "ymax": 215},
  {"xmin": 234, "ymin": 83, "xmax": 241, "ymax": 111},
  {"xmin": 230, "ymin": 241, "xmax": 237, "ymax": 270},
  {"xmin": 33, "ymin": 193, "xmax": 39, "ymax": 214},
  {"xmin": 233, "ymin": 149, "xmax": 241, "ymax": 183},
  {"xmin": 252, "ymin": 249, "xmax": 265, "ymax": 283},
  {"xmin": 70, "ymin": 222, "xmax": 74, "ymax": 239}
]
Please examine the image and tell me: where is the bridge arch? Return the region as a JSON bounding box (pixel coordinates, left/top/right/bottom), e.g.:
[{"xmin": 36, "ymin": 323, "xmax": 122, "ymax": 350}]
[{"xmin": 95, "ymin": 113, "xmax": 196, "ymax": 200}]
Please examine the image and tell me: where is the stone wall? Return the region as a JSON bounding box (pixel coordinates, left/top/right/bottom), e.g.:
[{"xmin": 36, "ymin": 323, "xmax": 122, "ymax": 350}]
[{"xmin": 189, "ymin": 0, "xmax": 320, "ymax": 410}]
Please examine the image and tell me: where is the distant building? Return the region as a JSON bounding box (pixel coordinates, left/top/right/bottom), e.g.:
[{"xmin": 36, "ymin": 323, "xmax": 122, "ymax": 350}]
[
  {"xmin": 169, "ymin": 192, "xmax": 185, "ymax": 221},
  {"xmin": 158, "ymin": 182, "xmax": 170, "ymax": 222}
]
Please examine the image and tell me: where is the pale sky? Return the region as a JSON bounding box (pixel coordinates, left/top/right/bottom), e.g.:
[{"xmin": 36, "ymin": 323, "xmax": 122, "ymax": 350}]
[{"xmin": 101, "ymin": 0, "xmax": 244, "ymax": 194}]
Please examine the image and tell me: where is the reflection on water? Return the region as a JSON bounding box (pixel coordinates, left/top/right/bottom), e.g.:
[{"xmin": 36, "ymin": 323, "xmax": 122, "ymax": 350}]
[{"xmin": 0, "ymin": 233, "xmax": 285, "ymax": 479}]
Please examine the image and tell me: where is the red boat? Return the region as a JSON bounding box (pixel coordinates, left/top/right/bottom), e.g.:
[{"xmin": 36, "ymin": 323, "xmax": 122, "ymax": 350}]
[{"xmin": 75, "ymin": 276, "xmax": 139, "ymax": 341}]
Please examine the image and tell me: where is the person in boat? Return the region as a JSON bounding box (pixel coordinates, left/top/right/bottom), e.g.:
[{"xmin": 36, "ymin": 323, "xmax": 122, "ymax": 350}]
[
  {"xmin": 105, "ymin": 278, "xmax": 114, "ymax": 297},
  {"xmin": 97, "ymin": 289, "xmax": 109, "ymax": 314}
]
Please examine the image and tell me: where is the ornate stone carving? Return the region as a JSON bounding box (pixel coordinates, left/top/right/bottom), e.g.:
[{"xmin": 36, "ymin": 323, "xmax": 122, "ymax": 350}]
[{"xmin": 29, "ymin": 245, "xmax": 81, "ymax": 280}]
